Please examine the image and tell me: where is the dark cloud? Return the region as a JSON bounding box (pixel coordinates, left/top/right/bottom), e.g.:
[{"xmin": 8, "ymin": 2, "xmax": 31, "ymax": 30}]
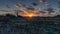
[
  {"xmin": 25, "ymin": 6, "xmax": 35, "ymax": 11},
  {"xmin": 15, "ymin": 2, "xmax": 26, "ymax": 8},
  {"xmin": 58, "ymin": 0, "xmax": 60, "ymax": 8},
  {"xmin": 47, "ymin": 8, "xmax": 53, "ymax": 11},
  {"xmin": 47, "ymin": 8, "xmax": 55, "ymax": 14},
  {"xmin": 58, "ymin": 0, "xmax": 60, "ymax": 4},
  {"xmin": 19, "ymin": 2, "xmax": 26, "ymax": 7},
  {"xmin": 6, "ymin": 5, "xmax": 10, "ymax": 8},
  {"xmin": 32, "ymin": 2, "xmax": 38, "ymax": 6},
  {"xmin": 39, "ymin": 11, "xmax": 46, "ymax": 14},
  {"xmin": 15, "ymin": 3, "xmax": 22, "ymax": 8}
]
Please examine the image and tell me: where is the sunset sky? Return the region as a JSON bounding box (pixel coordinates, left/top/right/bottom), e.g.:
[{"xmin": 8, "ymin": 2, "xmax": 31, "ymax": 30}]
[{"xmin": 0, "ymin": 0, "xmax": 60, "ymax": 16}]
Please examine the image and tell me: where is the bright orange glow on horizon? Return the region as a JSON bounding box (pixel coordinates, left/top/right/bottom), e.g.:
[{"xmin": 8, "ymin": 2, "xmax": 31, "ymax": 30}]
[
  {"xmin": 27, "ymin": 13, "xmax": 34, "ymax": 17},
  {"xmin": 22, "ymin": 13, "xmax": 38, "ymax": 17}
]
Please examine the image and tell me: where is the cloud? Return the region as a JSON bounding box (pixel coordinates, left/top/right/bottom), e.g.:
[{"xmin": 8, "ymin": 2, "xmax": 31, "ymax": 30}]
[
  {"xmin": 32, "ymin": 2, "xmax": 38, "ymax": 6},
  {"xmin": 47, "ymin": 8, "xmax": 55, "ymax": 14},
  {"xmin": 15, "ymin": 3, "xmax": 22, "ymax": 8},
  {"xmin": 40, "ymin": 0, "xmax": 45, "ymax": 3},
  {"xmin": 45, "ymin": 2, "xmax": 49, "ymax": 6},
  {"xmin": 58, "ymin": 1, "xmax": 60, "ymax": 4},
  {"xmin": 36, "ymin": 8, "xmax": 44, "ymax": 11},
  {"xmin": 19, "ymin": 2, "xmax": 26, "ymax": 7},
  {"xmin": 22, "ymin": 7, "xmax": 28, "ymax": 11},
  {"xmin": 58, "ymin": 0, "xmax": 60, "ymax": 8},
  {"xmin": 39, "ymin": 11, "xmax": 46, "ymax": 14},
  {"xmin": 26, "ymin": 7, "xmax": 35, "ymax": 11},
  {"xmin": 15, "ymin": 2, "xmax": 26, "ymax": 8},
  {"xmin": 6, "ymin": 5, "xmax": 10, "ymax": 8}
]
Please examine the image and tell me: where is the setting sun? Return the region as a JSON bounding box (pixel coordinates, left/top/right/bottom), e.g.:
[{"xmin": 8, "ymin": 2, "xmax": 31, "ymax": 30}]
[
  {"xmin": 28, "ymin": 14, "xmax": 34, "ymax": 17},
  {"xmin": 21, "ymin": 13, "xmax": 38, "ymax": 17}
]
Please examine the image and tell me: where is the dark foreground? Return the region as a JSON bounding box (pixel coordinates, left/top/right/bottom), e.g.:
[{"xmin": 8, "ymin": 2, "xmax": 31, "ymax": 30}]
[{"xmin": 0, "ymin": 14, "xmax": 60, "ymax": 34}]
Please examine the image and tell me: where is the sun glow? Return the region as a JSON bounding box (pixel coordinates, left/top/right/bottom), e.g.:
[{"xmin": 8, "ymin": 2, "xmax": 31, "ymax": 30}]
[
  {"xmin": 22, "ymin": 13, "xmax": 37, "ymax": 17},
  {"xmin": 28, "ymin": 14, "xmax": 34, "ymax": 17}
]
